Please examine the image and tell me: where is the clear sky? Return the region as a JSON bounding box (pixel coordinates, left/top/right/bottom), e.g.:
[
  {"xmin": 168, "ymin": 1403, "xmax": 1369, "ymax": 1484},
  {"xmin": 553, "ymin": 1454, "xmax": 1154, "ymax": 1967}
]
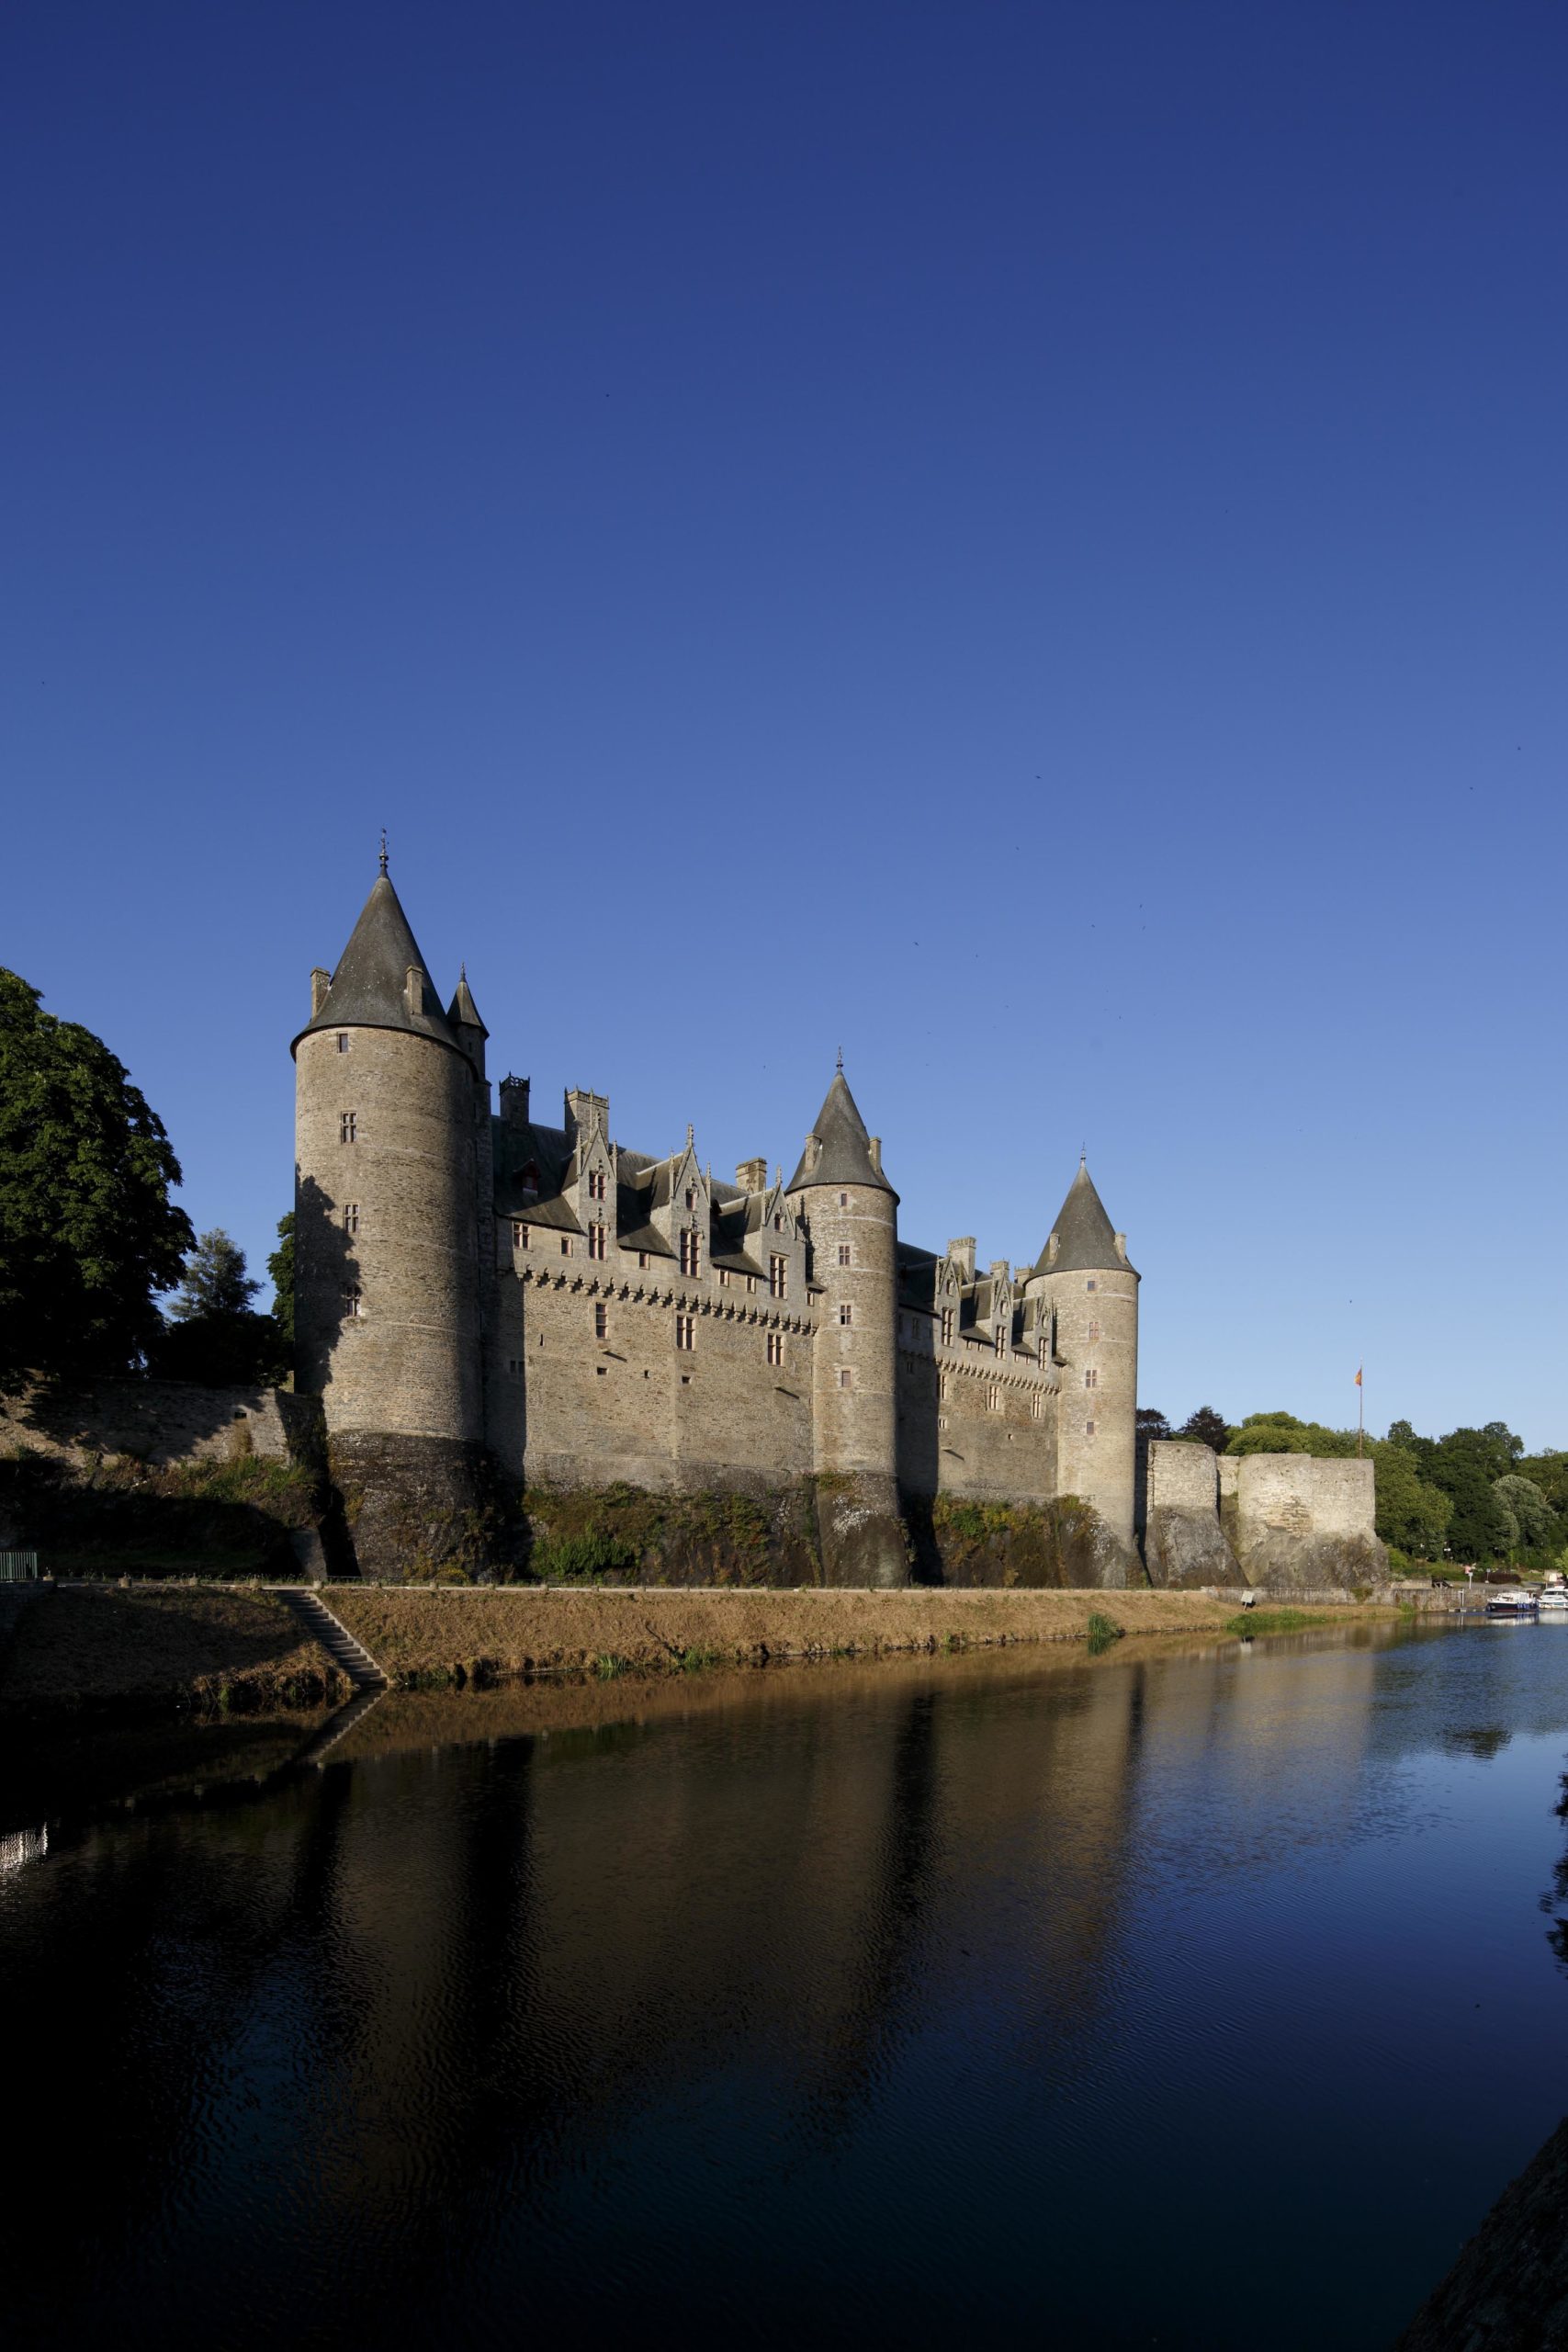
[{"xmin": 4, "ymin": 2, "xmax": 1563, "ymax": 1447}]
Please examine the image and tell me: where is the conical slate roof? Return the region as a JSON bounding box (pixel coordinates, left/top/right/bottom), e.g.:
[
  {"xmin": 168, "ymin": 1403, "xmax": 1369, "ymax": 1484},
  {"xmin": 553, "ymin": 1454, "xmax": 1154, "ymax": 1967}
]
[
  {"xmin": 786, "ymin": 1068, "xmax": 897, "ymax": 1198},
  {"xmin": 293, "ymin": 871, "xmax": 457, "ymax": 1054},
  {"xmin": 1032, "ymin": 1159, "xmax": 1134, "ymax": 1276},
  {"xmin": 446, "ymin": 967, "xmax": 488, "ymax": 1037}
]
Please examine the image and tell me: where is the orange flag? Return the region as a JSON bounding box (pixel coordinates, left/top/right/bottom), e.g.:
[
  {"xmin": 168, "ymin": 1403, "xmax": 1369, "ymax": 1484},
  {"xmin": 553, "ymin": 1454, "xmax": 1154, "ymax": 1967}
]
[{"xmin": 1354, "ymin": 1366, "xmax": 1363, "ymax": 1387}]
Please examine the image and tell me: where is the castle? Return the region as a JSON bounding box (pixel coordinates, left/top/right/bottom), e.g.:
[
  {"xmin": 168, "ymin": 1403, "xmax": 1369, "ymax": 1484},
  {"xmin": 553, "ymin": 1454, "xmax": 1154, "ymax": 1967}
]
[{"xmin": 293, "ymin": 858, "xmax": 1143, "ymax": 1584}]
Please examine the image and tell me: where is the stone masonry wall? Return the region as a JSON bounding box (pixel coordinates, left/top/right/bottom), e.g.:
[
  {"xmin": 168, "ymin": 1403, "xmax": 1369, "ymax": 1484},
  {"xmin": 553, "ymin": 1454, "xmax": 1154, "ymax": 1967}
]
[
  {"xmin": 1143, "ymin": 1440, "xmax": 1240, "ymax": 1588},
  {"xmin": 1231, "ymin": 1453, "xmax": 1386, "ymax": 1589},
  {"xmin": 896, "ymin": 1341, "xmax": 1057, "ymax": 1503},
  {"xmin": 493, "ymin": 1250, "xmax": 815, "ymax": 1494},
  {"xmin": 1, "ymin": 1378, "xmax": 295, "ymax": 1471}
]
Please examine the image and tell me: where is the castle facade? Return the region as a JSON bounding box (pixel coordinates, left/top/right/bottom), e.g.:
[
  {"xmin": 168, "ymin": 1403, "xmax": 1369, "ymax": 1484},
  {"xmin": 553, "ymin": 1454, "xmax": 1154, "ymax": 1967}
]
[{"xmin": 293, "ymin": 863, "xmax": 1141, "ymax": 1581}]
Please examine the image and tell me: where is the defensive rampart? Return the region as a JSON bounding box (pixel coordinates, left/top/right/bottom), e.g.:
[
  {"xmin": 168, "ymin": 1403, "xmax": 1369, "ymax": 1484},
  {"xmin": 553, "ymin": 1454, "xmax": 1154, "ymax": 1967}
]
[{"xmin": 1146, "ymin": 1442, "xmax": 1385, "ymax": 1590}]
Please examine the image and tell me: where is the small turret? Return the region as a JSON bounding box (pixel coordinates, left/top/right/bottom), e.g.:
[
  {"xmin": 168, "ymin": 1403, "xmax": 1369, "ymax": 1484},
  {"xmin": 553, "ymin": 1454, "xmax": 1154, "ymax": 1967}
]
[
  {"xmin": 786, "ymin": 1064, "xmax": 906, "ymax": 1587},
  {"xmin": 1026, "ymin": 1158, "xmax": 1140, "ymax": 1560},
  {"xmin": 446, "ymin": 965, "xmax": 489, "ymax": 1079}
]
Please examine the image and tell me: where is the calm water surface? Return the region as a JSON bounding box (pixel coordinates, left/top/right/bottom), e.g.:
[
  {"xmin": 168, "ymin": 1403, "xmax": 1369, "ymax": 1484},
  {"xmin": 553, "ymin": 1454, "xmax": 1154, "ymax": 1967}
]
[{"xmin": 6, "ymin": 1619, "xmax": 1568, "ymax": 2349}]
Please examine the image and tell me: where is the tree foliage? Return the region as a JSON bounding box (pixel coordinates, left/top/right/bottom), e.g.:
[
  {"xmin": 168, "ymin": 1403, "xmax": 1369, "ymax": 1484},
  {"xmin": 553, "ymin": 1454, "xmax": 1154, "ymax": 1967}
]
[
  {"xmin": 148, "ymin": 1229, "xmax": 287, "ymax": 1388},
  {"xmin": 0, "ymin": 968, "xmax": 193, "ymax": 1392},
  {"xmin": 267, "ymin": 1212, "xmax": 295, "ymax": 1348},
  {"xmin": 169, "ymin": 1229, "xmax": 259, "ymax": 1321},
  {"xmin": 1494, "ymin": 1475, "xmax": 1554, "ymax": 1555},
  {"xmin": 1177, "ymin": 1405, "xmax": 1232, "ymax": 1453}
]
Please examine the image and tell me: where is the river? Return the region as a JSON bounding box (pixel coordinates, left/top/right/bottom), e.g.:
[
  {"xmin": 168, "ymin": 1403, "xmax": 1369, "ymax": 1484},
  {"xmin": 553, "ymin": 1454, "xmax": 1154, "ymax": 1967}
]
[{"xmin": 5, "ymin": 1618, "xmax": 1568, "ymax": 2348}]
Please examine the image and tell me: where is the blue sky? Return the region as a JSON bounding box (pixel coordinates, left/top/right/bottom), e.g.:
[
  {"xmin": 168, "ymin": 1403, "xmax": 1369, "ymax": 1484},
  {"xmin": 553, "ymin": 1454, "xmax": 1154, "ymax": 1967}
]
[{"xmin": 4, "ymin": 2, "xmax": 1564, "ymax": 1446}]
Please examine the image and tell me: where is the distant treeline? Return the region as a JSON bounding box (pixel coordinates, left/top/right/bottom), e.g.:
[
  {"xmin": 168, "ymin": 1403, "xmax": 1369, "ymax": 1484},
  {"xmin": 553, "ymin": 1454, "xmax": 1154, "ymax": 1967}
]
[{"xmin": 1139, "ymin": 1407, "xmax": 1565, "ymax": 1567}]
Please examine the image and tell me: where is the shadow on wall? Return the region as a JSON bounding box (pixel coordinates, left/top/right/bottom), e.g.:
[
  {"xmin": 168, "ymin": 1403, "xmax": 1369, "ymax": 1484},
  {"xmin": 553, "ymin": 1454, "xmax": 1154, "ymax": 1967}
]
[{"xmin": 294, "ymin": 1173, "xmax": 357, "ymax": 1392}]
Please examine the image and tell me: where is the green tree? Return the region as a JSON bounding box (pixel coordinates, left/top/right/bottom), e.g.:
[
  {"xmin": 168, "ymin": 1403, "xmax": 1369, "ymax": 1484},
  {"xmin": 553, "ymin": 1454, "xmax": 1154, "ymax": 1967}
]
[
  {"xmin": 0, "ymin": 968, "xmax": 193, "ymax": 1392},
  {"xmin": 149, "ymin": 1229, "xmax": 287, "ymax": 1387},
  {"xmin": 267, "ymin": 1212, "xmax": 295, "ymax": 1348},
  {"xmin": 1178, "ymin": 1405, "xmax": 1232, "ymax": 1453},
  {"xmin": 1493, "ymin": 1475, "xmax": 1555, "ymax": 1556},
  {"xmin": 1371, "ymin": 1444, "xmax": 1452, "ymax": 1558},
  {"xmin": 169, "ymin": 1229, "xmax": 258, "ymax": 1320},
  {"xmin": 1427, "ymin": 1431, "xmax": 1512, "ymax": 1561}
]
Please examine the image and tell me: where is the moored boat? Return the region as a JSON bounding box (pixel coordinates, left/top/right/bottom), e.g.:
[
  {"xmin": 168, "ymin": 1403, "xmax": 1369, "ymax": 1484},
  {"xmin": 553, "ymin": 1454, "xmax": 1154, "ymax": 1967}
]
[{"xmin": 1485, "ymin": 1589, "xmax": 1540, "ymax": 1616}]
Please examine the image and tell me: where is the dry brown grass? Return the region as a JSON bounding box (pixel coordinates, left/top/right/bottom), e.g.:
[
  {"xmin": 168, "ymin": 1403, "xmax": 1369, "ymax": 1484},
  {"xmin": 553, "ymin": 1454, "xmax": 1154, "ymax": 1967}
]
[
  {"xmin": 0, "ymin": 1587, "xmax": 350, "ymax": 1716},
  {"xmin": 326, "ymin": 1582, "xmax": 1235, "ymax": 1682}
]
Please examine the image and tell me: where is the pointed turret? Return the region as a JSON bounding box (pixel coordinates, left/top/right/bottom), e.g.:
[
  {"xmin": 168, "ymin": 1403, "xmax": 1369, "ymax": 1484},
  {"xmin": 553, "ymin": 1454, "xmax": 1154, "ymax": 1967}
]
[
  {"xmin": 293, "ymin": 868, "xmax": 456, "ymax": 1054},
  {"xmin": 784, "ymin": 1061, "xmax": 906, "ymax": 1588},
  {"xmin": 786, "ymin": 1065, "xmax": 897, "ymax": 1199},
  {"xmin": 1026, "ymin": 1156, "xmax": 1140, "ymax": 1564},
  {"xmin": 446, "ymin": 964, "xmax": 488, "ymax": 1077},
  {"xmin": 291, "ymin": 855, "xmax": 484, "ymax": 1530},
  {"xmin": 1033, "ymin": 1158, "xmax": 1134, "ymax": 1276}
]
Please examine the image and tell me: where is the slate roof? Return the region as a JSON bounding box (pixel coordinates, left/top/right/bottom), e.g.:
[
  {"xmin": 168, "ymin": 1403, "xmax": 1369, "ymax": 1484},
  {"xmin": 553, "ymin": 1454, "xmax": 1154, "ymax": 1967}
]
[
  {"xmin": 294, "ymin": 872, "xmax": 458, "ymax": 1053},
  {"xmin": 1032, "ymin": 1160, "xmax": 1136, "ymax": 1277},
  {"xmin": 447, "ymin": 969, "xmax": 488, "ymax": 1036},
  {"xmin": 786, "ymin": 1069, "xmax": 897, "ymax": 1199}
]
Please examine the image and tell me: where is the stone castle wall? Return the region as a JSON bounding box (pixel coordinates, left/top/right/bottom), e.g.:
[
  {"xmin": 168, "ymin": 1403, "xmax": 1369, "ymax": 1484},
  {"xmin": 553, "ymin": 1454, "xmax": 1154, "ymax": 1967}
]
[
  {"xmin": 492, "ymin": 1249, "xmax": 814, "ymax": 1493},
  {"xmin": 1031, "ymin": 1260, "xmax": 1138, "ymax": 1548},
  {"xmin": 1230, "ymin": 1453, "xmax": 1385, "ymax": 1589},
  {"xmin": 896, "ymin": 1337, "xmax": 1057, "ymax": 1503},
  {"xmin": 295, "ymin": 1024, "xmax": 483, "ymax": 1444},
  {"xmin": 1146, "ymin": 1442, "xmax": 1384, "ymax": 1590},
  {"xmin": 0, "ymin": 1378, "xmax": 296, "ymax": 1471}
]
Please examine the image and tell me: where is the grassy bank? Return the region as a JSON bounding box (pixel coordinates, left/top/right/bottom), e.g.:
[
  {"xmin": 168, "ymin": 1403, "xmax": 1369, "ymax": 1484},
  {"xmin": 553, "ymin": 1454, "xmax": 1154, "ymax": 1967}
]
[
  {"xmin": 0, "ymin": 1588, "xmax": 351, "ymax": 1720},
  {"xmin": 326, "ymin": 1584, "xmax": 1235, "ymax": 1684},
  {"xmin": 0, "ymin": 1584, "xmax": 1415, "ymax": 1722}
]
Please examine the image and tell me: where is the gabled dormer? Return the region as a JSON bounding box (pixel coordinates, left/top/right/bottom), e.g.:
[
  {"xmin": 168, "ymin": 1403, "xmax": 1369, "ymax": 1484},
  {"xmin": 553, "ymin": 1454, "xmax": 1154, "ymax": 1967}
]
[{"xmin": 649, "ymin": 1127, "xmax": 708, "ymax": 1281}]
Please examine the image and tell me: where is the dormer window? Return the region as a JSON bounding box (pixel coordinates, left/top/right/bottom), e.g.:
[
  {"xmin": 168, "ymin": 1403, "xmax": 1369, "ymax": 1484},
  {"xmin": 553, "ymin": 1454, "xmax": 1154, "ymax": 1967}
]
[
  {"xmin": 520, "ymin": 1160, "xmax": 539, "ymax": 1202},
  {"xmin": 773, "ymin": 1214, "xmax": 784, "ymax": 1232},
  {"xmin": 941, "ymin": 1308, "xmax": 954, "ymax": 1345},
  {"xmin": 588, "ymin": 1168, "xmax": 606, "ymax": 1202},
  {"xmin": 680, "ymin": 1228, "xmax": 700, "ymax": 1278},
  {"xmin": 685, "ymin": 1186, "xmax": 696, "ymax": 1211},
  {"xmin": 588, "ymin": 1224, "xmax": 606, "ymax": 1261}
]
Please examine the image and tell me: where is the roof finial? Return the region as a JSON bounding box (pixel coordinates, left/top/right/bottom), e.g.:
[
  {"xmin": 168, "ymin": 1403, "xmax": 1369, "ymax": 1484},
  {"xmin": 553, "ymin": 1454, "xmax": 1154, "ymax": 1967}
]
[
  {"xmin": 836, "ymin": 1045, "xmax": 843, "ymax": 1073},
  {"xmin": 459, "ymin": 960, "xmax": 467, "ymax": 982},
  {"xmin": 378, "ymin": 828, "xmax": 389, "ymax": 876},
  {"xmin": 1080, "ymin": 1143, "xmax": 1087, "ymax": 1165},
  {"xmin": 686, "ymin": 1123, "xmax": 694, "ymax": 1148}
]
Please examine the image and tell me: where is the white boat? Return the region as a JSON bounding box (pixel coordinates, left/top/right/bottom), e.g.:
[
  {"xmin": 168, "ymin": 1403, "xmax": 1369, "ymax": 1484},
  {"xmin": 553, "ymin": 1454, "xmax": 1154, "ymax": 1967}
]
[
  {"xmin": 1485, "ymin": 1588, "xmax": 1540, "ymax": 1616},
  {"xmin": 1540, "ymin": 1589, "xmax": 1568, "ymax": 1611}
]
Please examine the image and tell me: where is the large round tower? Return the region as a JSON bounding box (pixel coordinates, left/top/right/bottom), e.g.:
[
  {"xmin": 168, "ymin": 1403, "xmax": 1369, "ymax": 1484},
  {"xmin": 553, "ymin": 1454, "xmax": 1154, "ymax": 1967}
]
[
  {"xmin": 1025, "ymin": 1159, "xmax": 1140, "ymax": 1571},
  {"xmin": 785, "ymin": 1065, "xmax": 908, "ymax": 1588},
  {"xmin": 292, "ymin": 854, "xmax": 485, "ymax": 1570}
]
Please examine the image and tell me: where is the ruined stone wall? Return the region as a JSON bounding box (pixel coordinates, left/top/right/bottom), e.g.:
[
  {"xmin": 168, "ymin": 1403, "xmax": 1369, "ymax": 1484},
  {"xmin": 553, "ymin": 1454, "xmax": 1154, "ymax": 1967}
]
[
  {"xmin": 0, "ymin": 1378, "xmax": 296, "ymax": 1471},
  {"xmin": 1230, "ymin": 1453, "xmax": 1386, "ymax": 1589},
  {"xmin": 1143, "ymin": 1440, "xmax": 1240, "ymax": 1588}
]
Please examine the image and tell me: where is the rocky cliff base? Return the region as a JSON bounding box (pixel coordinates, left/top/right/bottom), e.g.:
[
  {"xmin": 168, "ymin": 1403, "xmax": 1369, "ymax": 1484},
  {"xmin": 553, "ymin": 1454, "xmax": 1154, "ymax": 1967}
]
[{"xmin": 1397, "ymin": 2115, "xmax": 1568, "ymax": 2350}]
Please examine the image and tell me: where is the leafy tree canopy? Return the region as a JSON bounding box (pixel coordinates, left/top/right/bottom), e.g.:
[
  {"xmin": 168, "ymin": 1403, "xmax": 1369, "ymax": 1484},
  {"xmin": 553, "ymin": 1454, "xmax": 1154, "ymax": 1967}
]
[
  {"xmin": 169, "ymin": 1229, "xmax": 259, "ymax": 1321},
  {"xmin": 267, "ymin": 1211, "xmax": 295, "ymax": 1348},
  {"xmin": 1494, "ymin": 1475, "xmax": 1555, "ymax": 1555},
  {"xmin": 0, "ymin": 968, "xmax": 193, "ymax": 1392},
  {"xmin": 148, "ymin": 1229, "xmax": 287, "ymax": 1389},
  {"xmin": 1177, "ymin": 1405, "xmax": 1232, "ymax": 1453}
]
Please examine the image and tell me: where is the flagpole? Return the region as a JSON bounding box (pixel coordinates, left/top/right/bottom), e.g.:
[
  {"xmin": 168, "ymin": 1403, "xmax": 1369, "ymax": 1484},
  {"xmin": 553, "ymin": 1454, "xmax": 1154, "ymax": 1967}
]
[{"xmin": 1357, "ymin": 1369, "xmax": 1364, "ymax": 1459}]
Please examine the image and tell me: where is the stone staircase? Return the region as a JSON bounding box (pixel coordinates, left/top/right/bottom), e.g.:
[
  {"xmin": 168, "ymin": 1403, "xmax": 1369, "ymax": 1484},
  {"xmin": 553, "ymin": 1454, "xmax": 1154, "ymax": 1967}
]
[
  {"xmin": 275, "ymin": 1587, "xmax": 388, "ymax": 1692},
  {"xmin": 292, "ymin": 1684, "xmax": 387, "ymax": 1769}
]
